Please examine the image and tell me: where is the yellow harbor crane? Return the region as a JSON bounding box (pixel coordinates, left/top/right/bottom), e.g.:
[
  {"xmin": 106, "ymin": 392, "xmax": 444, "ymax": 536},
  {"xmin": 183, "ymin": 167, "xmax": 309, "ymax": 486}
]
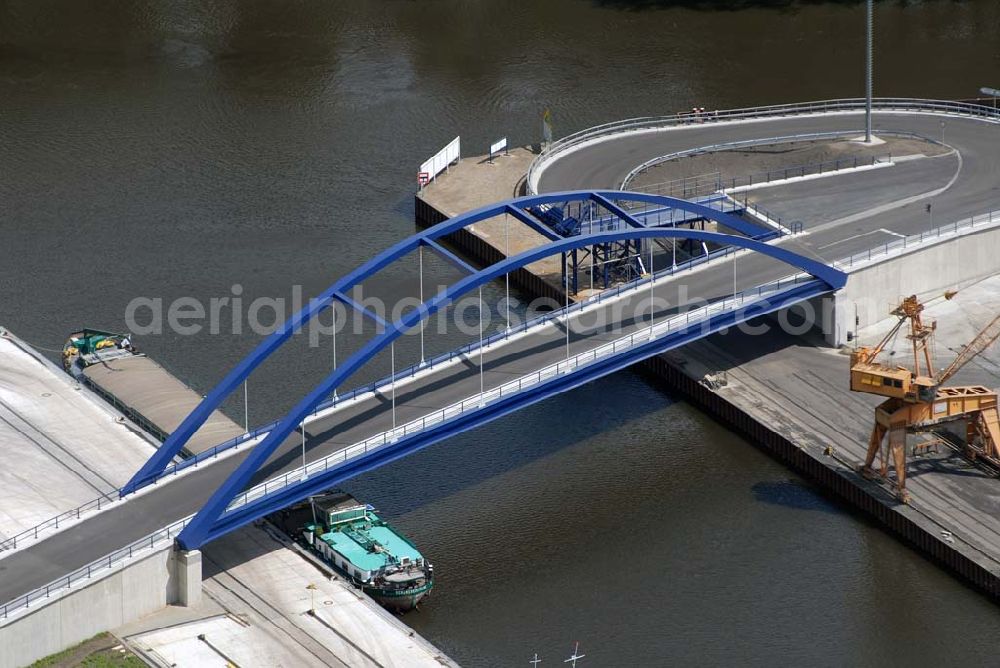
[{"xmin": 850, "ymin": 295, "xmax": 1000, "ymax": 502}]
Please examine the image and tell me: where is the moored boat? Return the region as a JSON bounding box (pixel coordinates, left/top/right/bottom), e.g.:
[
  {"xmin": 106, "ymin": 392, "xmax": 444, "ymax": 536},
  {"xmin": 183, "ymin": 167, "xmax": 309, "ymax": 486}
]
[
  {"xmin": 62, "ymin": 328, "xmax": 138, "ymax": 376},
  {"xmin": 298, "ymin": 491, "xmax": 434, "ymax": 612}
]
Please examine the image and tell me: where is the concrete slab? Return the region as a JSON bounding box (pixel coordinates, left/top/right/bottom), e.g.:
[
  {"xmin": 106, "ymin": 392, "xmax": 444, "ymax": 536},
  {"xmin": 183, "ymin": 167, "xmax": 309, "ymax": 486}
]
[
  {"xmin": 0, "ymin": 329, "xmax": 155, "ymax": 540},
  {"xmin": 858, "ymin": 274, "xmax": 1000, "ymax": 388},
  {"xmin": 121, "ymin": 524, "xmax": 456, "ymax": 668},
  {"xmin": 200, "ymin": 525, "xmax": 455, "ymax": 668},
  {"xmin": 418, "ymin": 147, "xmax": 534, "ymax": 218}
]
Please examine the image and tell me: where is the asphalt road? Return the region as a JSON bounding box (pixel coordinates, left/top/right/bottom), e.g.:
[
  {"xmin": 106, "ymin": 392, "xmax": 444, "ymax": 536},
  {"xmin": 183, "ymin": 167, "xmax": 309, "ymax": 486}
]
[
  {"xmin": 540, "ymin": 110, "xmax": 1000, "ymax": 266},
  {"xmin": 3, "ymin": 109, "xmax": 998, "ymax": 608}
]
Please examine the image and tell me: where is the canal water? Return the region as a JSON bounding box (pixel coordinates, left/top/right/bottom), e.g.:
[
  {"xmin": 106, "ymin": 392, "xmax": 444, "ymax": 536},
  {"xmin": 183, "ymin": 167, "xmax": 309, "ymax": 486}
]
[{"xmin": 2, "ymin": 1, "xmax": 1000, "ymax": 664}]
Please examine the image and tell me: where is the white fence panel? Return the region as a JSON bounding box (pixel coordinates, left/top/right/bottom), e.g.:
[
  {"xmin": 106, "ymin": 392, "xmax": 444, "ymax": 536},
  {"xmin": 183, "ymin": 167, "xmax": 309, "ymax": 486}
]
[{"xmin": 419, "ymin": 136, "xmax": 461, "ymax": 186}]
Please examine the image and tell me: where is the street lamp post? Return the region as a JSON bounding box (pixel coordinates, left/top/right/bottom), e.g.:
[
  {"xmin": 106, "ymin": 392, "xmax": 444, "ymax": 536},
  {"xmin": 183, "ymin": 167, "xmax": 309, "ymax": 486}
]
[{"xmin": 865, "ymin": 0, "xmax": 873, "ymax": 143}]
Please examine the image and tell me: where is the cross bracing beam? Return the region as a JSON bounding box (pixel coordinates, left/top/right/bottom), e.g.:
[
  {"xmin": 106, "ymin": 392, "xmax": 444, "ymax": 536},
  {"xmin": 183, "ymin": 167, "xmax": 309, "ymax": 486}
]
[
  {"xmin": 503, "ymin": 204, "xmax": 561, "ymax": 241},
  {"xmin": 332, "ymin": 291, "xmax": 390, "ymax": 329},
  {"xmin": 421, "ymin": 237, "xmax": 477, "ymax": 275}
]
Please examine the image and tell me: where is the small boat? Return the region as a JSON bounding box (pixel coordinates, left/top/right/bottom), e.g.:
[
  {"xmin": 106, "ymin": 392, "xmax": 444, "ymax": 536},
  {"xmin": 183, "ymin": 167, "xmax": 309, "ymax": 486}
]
[
  {"xmin": 299, "ymin": 491, "xmax": 434, "ymax": 612},
  {"xmin": 62, "ymin": 328, "xmax": 139, "ymax": 376}
]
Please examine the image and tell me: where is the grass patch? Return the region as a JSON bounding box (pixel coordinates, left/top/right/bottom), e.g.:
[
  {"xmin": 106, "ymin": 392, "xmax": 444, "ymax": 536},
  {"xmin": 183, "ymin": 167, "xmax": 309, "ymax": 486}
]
[{"xmin": 30, "ymin": 632, "xmax": 145, "ymax": 668}]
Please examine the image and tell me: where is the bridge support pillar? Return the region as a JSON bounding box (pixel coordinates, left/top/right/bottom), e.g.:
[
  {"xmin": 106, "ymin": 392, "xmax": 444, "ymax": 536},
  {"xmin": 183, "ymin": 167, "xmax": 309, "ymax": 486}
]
[{"xmin": 177, "ymin": 548, "xmax": 203, "ymax": 607}]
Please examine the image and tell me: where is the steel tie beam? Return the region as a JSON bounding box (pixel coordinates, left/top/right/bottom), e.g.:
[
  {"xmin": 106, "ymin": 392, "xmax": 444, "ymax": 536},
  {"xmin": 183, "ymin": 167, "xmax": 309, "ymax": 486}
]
[
  {"xmin": 332, "ymin": 291, "xmax": 390, "ymax": 330},
  {"xmin": 421, "ymin": 237, "xmax": 477, "ymax": 275}
]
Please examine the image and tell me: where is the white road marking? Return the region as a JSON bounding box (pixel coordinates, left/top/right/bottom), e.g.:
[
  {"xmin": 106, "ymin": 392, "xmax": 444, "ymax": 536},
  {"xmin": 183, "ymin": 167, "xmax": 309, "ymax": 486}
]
[{"xmin": 817, "ymin": 227, "xmax": 904, "ymax": 249}]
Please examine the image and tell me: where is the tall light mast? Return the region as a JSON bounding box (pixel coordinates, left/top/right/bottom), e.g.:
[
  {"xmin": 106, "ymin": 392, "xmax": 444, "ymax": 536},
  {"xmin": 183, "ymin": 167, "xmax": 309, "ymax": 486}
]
[{"xmin": 865, "ymin": 0, "xmax": 874, "ymax": 143}]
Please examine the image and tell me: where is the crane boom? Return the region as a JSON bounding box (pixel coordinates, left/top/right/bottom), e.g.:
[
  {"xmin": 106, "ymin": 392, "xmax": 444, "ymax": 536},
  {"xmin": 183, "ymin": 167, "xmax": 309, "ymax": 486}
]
[{"xmin": 937, "ymin": 312, "xmax": 1000, "ymax": 385}]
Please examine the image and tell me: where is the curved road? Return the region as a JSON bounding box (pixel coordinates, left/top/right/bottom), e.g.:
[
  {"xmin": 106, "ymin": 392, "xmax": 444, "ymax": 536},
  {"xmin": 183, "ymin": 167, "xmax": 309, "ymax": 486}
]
[{"xmin": 539, "ymin": 111, "xmax": 1000, "ymax": 264}]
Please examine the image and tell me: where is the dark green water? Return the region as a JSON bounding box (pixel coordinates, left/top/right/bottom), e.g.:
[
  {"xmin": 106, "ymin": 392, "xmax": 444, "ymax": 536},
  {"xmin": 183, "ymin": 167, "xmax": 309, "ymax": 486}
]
[{"xmin": 2, "ymin": 1, "xmax": 999, "ymax": 665}]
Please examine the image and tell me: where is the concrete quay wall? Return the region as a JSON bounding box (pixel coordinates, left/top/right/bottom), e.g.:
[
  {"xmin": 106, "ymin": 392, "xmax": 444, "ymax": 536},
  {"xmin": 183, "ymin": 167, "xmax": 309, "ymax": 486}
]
[
  {"xmin": 0, "ymin": 545, "xmax": 180, "ymax": 668},
  {"xmin": 640, "ymin": 354, "xmax": 1000, "ymax": 599},
  {"xmin": 825, "ymin": 222, "xmax": 1000, "ymax": 346}
]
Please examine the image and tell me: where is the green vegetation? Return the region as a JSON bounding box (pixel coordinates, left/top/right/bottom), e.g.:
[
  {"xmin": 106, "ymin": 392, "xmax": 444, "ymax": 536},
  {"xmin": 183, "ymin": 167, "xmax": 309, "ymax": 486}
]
[{"xmin": 30, "ymin": 632, "xmax": 145, "ymax": 668}]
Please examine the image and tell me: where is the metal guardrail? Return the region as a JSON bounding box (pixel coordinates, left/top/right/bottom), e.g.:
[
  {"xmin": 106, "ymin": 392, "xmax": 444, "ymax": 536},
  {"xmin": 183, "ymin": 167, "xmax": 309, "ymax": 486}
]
[
  {"xmin": 1, "ymin": 232, "xmax": 775, "ymax": 553},
  {"xmin": 833, "ymin": 209, "xmax": 1000, "ymax": 271},
  {"xmin": 10, "ymin": 204, "xmax": 1000, "ymax": 620},
  {"xmin": 622, "ymin": 130, "xmax": 871, "ymax": 188},
  {"xmin": 223, "ymin": 274, "xmax": 816, "ymax": 514},
  {"xmin": 0, "ymin": 270, "xmax": 819, "ymax": 623},
  {"xmin": 16, "ymin": 203, "xmax": 996, "ymax": 557},
  {"xmin": 527, "ymin": 97, "xmax": 1000, "ymax": 194},
  {"xmin": 633, "ymin": 151, "xmax": 891, "ymax": 198},
  {"xmin": 0, "ymin": 516, "xmax": 189, "ymax": 621},
  {"xmin": 0, "ymin": 420, "xmax": 274, "ymax": 552},
  {"xmin": 623, "ymin": 129, "xmax": 934, "ymax": 191},
  {"xmin": 0, "ymin": 492, "xmax": 119, "ymax": 552}
]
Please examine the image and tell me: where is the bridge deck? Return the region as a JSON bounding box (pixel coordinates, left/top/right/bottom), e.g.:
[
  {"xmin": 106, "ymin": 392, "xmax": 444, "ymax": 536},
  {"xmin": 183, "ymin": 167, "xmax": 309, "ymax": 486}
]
[{"xmin": 0, "ymin": 256, "xmax": 790, "ymax": 606}]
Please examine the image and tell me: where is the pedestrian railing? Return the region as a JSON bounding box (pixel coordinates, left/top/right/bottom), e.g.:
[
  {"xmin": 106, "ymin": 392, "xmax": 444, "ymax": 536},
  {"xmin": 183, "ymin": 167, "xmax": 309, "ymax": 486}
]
[
  {"xmin": 0, "ymin": 516, "xmax": 189, "ymax": 622},
  {"xmin": 1, "ymin": 270, "xmax": 822, "ymax": 623},
  {"xmin": 223, "ymin": 274, "xmax": 816, "ymax": 514},
  {"xmin": 527, "ymin": 97, "xmax": 1000, "ymax": 194},
  {"xmin": 833, "ymin": 209, "xmax": 1000, "ymax": 271},
  {"xmin": 0, "ymin": 234, "xmax": 773, "ymax": 553},
  {"xmin": 9, "ymin": 202, "xmax": 1000, "ymax": 620}
]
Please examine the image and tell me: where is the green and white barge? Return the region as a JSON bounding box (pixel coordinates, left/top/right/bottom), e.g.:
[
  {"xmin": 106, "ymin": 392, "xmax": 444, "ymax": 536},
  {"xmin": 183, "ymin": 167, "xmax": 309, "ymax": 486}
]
[{"xmin": 302, "ymin": 492, "xmax": 434, "ymax": 612}]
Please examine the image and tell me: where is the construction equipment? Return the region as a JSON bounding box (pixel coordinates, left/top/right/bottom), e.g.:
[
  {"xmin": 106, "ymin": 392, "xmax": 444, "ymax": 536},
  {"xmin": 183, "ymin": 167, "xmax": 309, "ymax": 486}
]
[{"xmin": 850, "ymin": 295, "xmax": 1000, "ymax": 502}]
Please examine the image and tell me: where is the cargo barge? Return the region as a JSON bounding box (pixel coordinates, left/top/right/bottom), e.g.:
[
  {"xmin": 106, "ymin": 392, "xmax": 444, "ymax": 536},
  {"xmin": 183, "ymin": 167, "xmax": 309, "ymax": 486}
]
[
  {"xmin": 61, "ymin": 328, "xmax": 246, "ymax": 456},
  {"xmin": 298, "ymin": 492, "xmax": 434, "ymax": 612}
]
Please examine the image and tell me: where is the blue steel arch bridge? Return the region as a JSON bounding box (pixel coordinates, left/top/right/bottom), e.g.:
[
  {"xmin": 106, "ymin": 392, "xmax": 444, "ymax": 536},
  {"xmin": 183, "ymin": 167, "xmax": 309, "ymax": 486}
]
[{"xmin": 115, "ymin": 189, "xmax": 845, "ymax": 550}]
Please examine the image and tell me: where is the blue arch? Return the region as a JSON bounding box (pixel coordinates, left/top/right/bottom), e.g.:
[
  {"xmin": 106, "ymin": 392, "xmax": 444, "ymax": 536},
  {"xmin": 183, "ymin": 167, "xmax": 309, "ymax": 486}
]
[
  {"xmin": 123, "ymin": 189, "xmax": 805, "ymax": 495},
  {"xmin": 173, "ymin": 222, "xmax": 844, "ymax": 548}
]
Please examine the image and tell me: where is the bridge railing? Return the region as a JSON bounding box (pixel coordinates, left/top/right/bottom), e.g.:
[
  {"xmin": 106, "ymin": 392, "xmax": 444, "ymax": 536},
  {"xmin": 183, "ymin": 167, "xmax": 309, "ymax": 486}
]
[
  {"xmin": 632, "ymin": 151, "xmax": 893, "ymax": 198},
  {"xmin": 0, "ymin": 515, "xmax": 189, "ymax": 622},
  {"xmin": 223, "ymin": 273, "xmax": 817, "ymax": 515},
  {"xmin": 527, "ymin": 97, "xmax": 1000, "ymax": 194},
  {"xmin": 833, "ymin": 208, "xmax": 1000, "ymax": 271},
  {"xmin": 0, "ymin": 420, "xmax": 278, "ymax": 552},
  {"xmin": 0, "ymin": 492, "xmax": 121, "ymax": 552},
  {"xmin": 15, "ymin": 205, "xmax": 999, "ymax": 554},
  {"xmin": 0, "ymin": 271, "xmax": 821, "ymax": 623},
  {"xmin": 0, "ymin": 231, "xmax": 791, "ymax": 553}
]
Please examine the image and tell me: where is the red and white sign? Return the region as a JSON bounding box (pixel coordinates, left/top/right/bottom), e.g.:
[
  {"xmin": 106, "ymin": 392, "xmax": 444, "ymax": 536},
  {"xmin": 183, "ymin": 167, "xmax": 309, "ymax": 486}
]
[{"xmin": 417, "ymin": 172, "xmax": 430, "ymax": 186}]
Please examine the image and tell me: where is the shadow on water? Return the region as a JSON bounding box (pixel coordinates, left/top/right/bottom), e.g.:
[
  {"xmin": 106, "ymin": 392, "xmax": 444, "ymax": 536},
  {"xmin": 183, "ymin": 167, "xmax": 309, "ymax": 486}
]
[
  {"xmin": 751, "ymin": 478, "xmax": 840, "ymax": 513},
  {"xmin": 339, "ymin": 373, "xmax": 676, "ymax": 517}
]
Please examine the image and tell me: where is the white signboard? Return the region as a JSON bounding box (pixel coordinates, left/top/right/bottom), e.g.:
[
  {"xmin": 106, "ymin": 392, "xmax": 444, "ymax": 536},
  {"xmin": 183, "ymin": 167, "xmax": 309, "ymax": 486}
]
[
  {"xmin": 981, "ymin": 87, "xmax": 1000, "ymax": 98},
  {"xmin": 419, "ymin": 136, "xmax": 461, "ymax": 187},
  {"xmin": 490, "ymin": 137, "xmax": 507, "ymax": 155}
]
